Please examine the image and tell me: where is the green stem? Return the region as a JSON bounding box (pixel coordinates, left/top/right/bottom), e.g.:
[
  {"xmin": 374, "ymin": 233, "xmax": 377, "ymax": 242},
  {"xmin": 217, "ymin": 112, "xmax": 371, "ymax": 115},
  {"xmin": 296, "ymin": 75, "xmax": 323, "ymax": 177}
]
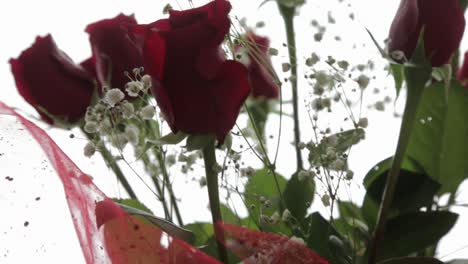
[
  {"xmin": 202, "ymin": 139, "xmax": 229, "ymax": 264},
  {"xmin": 155, "ymin": 151, "xmax": 184, "ymax": 226},
  {"xmin": 278, "ymin": 5, "xmax": 303, "ymax": 172},
  {"xmin": 144, "ymin": 120, "xmax": 184, "ymax": 226},
  {"xmin": 82, "ymin": 130, "xmax": 137, "ymax": 199},
  {"xmin": 141, "ymin": 153, "xmax": 171, "ymax": 221},
  {"xmin": 368, "ymin": 65, "xmax": 429, "ymax": 263}
]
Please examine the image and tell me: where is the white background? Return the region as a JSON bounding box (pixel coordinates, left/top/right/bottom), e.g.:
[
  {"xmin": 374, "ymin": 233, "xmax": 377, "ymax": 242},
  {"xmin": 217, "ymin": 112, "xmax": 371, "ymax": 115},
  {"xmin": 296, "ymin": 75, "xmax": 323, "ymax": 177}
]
[{"xmin": 1, "ymin": 0, "xmax": 468, "ymax": 263}]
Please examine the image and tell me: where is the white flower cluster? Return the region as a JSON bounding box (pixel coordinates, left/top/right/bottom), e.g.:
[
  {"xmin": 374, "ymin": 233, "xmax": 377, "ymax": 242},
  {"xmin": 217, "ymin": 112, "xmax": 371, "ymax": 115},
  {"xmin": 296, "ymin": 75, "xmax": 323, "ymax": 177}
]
[{"xmin": 82, "ymin": 67, "xmax": 156, "ymax": 157}]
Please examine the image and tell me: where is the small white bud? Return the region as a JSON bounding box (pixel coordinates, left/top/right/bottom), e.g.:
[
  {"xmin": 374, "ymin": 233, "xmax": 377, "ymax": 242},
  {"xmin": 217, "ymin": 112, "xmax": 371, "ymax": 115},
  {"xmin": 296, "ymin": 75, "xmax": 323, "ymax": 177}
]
[
  {"xmin": 358, "ymin": 117, "xmax": 368, "ymax": 128},
  {"xmin": 298, "ymin": 170, "xmax": 310, "ymax": 181},
  {"xmin": 241, "ymin": 166, "xmax": 255, "ymax": 177},
  {"xmin": 390, "ymin": 50, "xmax": 405, "ymax": 61},
  {"xmin": 84, "ymin": 121, "xmax": 99, "ymax": 134},
  {"xmin": 331, "ymin": 158, "xmax": 346, "ymax": 171},
  {"xmin": 104, "ymin": 88, "xmax": 125, "ymax": 107},
  {"xmin": 328, "ymin": 135, "xmax": 338, "ymax": 146},
  {"xmin": 290, "ymin": 236, "xmax": 306, "ymax": 245},
  {"xmin": 375, "ymin": 101, "xmax": 385, "ymax": 111},
  {"xmin": 121, "ymin": 101, "xmax": 135, "ymax": 119},
  {"xmin": 357, "ymin": 74, "xmax": 370, "ymax": 89},
  {"xmin": 337, "ymin": 60, "xmax": 349, "ymax": 70},
  {"xmin": 125, "ymin": 81, "xmax": 144, "ymax": 97},
  {"xmin": 297, "ymin": 142, "xmax": 307, "ymax": 149},
  {"xmin": 83, "ymin": 142, "xmax": 96, "ymax": 158},
  {"xmin": 125, "ymin": 125, "xmax": 139, "ymax": 145},
  {"xmin": 110, "ymin": 133, "xmax": 128, "ymax": 149},
  {"xmin": 321, "ymin": 194, "xmax": 331, "ymax": 207},
  {"xmin": 199, "ymin": 177, "xmax": 207, "ymax": 187},
  {"xmin": 140, "ymin": 105, "xmax": 156, "ymax": 120},
  {"xmin": 268, "ymin": 48, "xmax": 279, "ymax": 56},
  {"xmin": 314, "ymin": 32, "xmax": 323, "ymax": 42},
  {"xmin": 99, "ymin": 118, "xmax": 113, "ymax": 135},
  {"xmin": 141, "ymin": 75, "xmax": 152, "ymax": 91},
  {"xmin": 345, "ymin": 170, "xmax": 354, "ymax": 180},
  {"xmin": 282, "ymin": 63, "xmax": 291, "ymax": 72},
  {"xmin": 282, "ymin": 209, "xmax": 292, "ymax": 222}
]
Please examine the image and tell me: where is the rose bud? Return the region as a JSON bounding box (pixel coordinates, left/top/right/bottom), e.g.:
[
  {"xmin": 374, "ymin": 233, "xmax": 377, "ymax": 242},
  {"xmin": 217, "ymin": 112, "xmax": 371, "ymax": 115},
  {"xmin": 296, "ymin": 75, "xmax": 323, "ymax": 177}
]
[
  {"xmin": 10, "ymin": 35, "xmax": 95, "ymax": 126},
  {"xmin": 85, "ymin": 13, "xmax": 144, "ymax": 92},
  {"xmin": 236, "ymin": 31, "xmax": 279, "ymax": 99},
  {"xmin": 134, "ymin": 0, "xmax": 250, "ymax": 143},
  {"xmin": 387, "ymin": 0, "xmax": 465, "ymax": 66}
]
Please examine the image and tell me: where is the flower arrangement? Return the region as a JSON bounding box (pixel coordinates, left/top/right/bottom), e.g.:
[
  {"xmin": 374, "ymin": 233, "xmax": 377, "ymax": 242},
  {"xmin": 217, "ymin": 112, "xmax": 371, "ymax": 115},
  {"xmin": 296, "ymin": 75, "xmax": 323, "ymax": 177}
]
[{"xmin": 2, "ymin": 0, "xmax": 468, "ymax": 263}]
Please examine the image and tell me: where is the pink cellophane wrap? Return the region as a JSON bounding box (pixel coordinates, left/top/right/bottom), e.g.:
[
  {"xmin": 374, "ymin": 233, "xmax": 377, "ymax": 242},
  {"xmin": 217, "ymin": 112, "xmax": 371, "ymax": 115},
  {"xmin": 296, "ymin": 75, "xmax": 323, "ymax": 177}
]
[{"xmin": 0, "ymin": 101, "xmax": 331, "ymax": 264}]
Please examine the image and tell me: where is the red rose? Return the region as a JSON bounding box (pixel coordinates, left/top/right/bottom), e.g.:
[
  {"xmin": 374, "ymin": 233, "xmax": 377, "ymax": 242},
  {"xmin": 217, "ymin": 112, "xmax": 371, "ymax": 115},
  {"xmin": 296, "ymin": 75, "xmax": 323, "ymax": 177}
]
[
  {"xmin": 10, "ymin": 35, "xmax": 94, "ymax": 125},
  {"xmin": 85, "ymin": 14, "xmax": 144, "ymax": 91},
  {"xmin": 135, "ymin": 0, "xmax": 250, "ymax": 142},
  {"xmin": 237, "ymin": 31, "xmax": 279, "ymax": 99},
  {"xmin": 388, "ymin": 0, "xmax": 465, "ymax": 66}
]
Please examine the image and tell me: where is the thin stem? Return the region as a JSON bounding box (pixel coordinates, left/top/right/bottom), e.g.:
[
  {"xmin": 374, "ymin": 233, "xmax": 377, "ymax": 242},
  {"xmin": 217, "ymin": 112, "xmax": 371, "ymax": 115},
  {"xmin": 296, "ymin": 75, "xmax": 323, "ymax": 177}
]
[
  {"xmin": 368, "ymin": 65, "xmax": 428, "ymax": 263},
  {"xmin": 82, "ymin": 130, "xmax": 137, "ymax": 199},
  {"xmin": 155, "ymin": 150, "xmax": 184, "ymax": 226},
  {"xmin": 144, "ymin": 120, "xmax": 184, "ymax": 226},
  {"xmin": 278, "ymin": 5, "xmax": 303, "ymax": 171},
  {"xmin": 202, "ymin": 139, "xmax": 229, "ymax": 264},
  {"xmin": 140, "ymin": 153, "xmax": 171, "ymax": 220}
]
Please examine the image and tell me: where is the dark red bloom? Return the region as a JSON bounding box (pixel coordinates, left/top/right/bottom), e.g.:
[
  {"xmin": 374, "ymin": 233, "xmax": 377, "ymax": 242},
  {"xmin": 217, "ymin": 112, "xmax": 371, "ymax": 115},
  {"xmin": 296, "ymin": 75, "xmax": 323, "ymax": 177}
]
[
  {"xmin": 237, "ymin": 31, "xmax": 279, "ymax": 99},
  {"xmin": 135, "ymin": 0, "xmax": 250, "ymax": 142},
  {"xmin": 9, "ymin": 35, "xmax": 94, "ymax": 125},
  {"xmin": 388, "ymin": 0, "xmax": 465, "ymax": 66},
  {"xmin": 85, "ymin": 13, "xmax": 144, "ymax": 91}
]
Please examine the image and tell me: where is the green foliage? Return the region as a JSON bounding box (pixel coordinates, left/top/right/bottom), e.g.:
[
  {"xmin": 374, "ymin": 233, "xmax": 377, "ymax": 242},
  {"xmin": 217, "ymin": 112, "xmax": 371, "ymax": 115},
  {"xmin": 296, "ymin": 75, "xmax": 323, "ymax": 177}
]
[
  {"xmin": 245, "ymin": 168, "xmax": 287, "ymax": 221},
  {"xmin": 149, "ymin": 131, "xmax": 187, "ymax": 145},
  {"xmin": 114, "ymin": 198, "xmax": 194, "ymax": 242},
  {"xmin": 390, "ymin": 64, "xmax": 404, "ymax": 97},
  {"xmin": 305, "ymin": 212, "xmax": 349, "ymax": 264},
  {"xmin": 406, "ymin": 81, "xmax": 468, "ymax": 194},
  {"xmin": 361, "ymin": 156, "xmax": 441, "ymax": 231},
  {"xmin": 379, "ymin": 211, "xmax": 458, "ymax": 260},
  {"xmin": 366, "ymin": 169, "xmax": 441, "ymax": 213},
  {"xmin": 113, "ymin": 198, "xmax": 153, "ymax": 214},
  {"xmin": 186, "ymin": 134, "xmax": 214, "ymax": 151},
  {"xmin": 308, "ymin": 128, "xmax": 365, "ymax": 168},
  {"xmin": 283, "ymin": 171, "xmax": 315, "ymax": 223},
  {"xmin": 377, "ymin": 257, "xmax": 443, "ymax": 264},
  {"xmin": 184, "ymin": 222, "xmax": 213, "ymax": 246}
]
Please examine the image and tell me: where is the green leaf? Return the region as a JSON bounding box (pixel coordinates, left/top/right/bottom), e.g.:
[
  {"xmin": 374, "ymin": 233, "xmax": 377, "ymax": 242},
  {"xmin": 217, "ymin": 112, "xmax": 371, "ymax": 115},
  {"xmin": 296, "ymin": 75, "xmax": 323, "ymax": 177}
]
[
  {"xmin": 114, "ymin": 199, "xmax": 194, "ymax": 243},
  {"xmin": 184, "ymin": 222, "xmax": 213, "ymax": 246},
  {"xmin": 366, "ymin": 169, "xmax": 441, "ymax": 213},
  {"xmin": 379, "ymin": 211, "xmax": 458, "ymax": 260},
  {"xmin": 390, "ymin": 64, "xmax": 404, "ymax": 97},
  {"xmin": 201, "ymin": 236, "xmax": 241, "ymax": 263},
  {"xmin": 186, "ymin": 134, "xmax": 215, "ymax": 151},
  {"xmin": 460, "ymin": 0, "xmax": 468, "ymax": 11},
  {"xmin": 149, "ymin": 131, "xmax": 187, "ymax": 145},
  {"xmin": 306, "ymin": 212, "xmax": 345, "ymax": 263},
  {"xmin": 245, "ymin": 168, "xmax": 287, "ymax": 222},
  {"xmin": 113, "ymin": 198, "xmax": 153, "ymax": 214},
  {"xmin": 283, "ymin": 171, "xmax": 315, "ymax": 223},
  {"xmin": 378, "ymin": 257, "xmax": 443, "ymax": 264},
  {"xmin": 406, "ymin": 81, "xmax": 468, "ymax": 194},
  {"xmin": 363, "ymin": 156, "xmax": 422, "ymax": 189},
  {"xmin": 361, "ymin": 195, "xmax": 379, "ymax": 231},
  {"xmin": 220, "ymin": 204, "xmax": 241, "ymax": 225},
  {"xmin": 308, "ymin": 128, "xmax": 365, "ymax": 167}
]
